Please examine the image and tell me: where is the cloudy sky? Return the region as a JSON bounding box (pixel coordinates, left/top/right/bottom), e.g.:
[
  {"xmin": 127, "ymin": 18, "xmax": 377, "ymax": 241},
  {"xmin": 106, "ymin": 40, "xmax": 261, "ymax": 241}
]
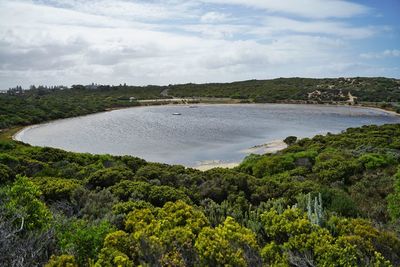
[{"xmin": 0, "ymin": 0, "xmax": 399, "ymax": 88}]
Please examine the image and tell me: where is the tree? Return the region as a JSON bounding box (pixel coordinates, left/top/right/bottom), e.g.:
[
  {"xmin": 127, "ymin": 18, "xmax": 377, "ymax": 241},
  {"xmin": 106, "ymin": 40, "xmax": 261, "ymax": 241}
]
[
  {"xmin": 45, "ymin": 255, "xmax": 78, "ymax": 267},
  {"xmin": 96, "ymin": 201, "xmax": 208, "ymax": 266},
  {"xmin": 54, "ymin": 218, "xmax": 114, "ymax": 266},
  {"xmin": 260, "ymin": 207, "xmax": 394, "ymax": 266},
  {"xmin": 195, "ymin": 216, "xmax": 261, "ymax": 267},
  {"xmin": 0, "ymin": 163, "xmax": 13, "ymax": 183},
  {"xmin": 2, "ymin": 175, "xmax": 52, "ymax": 231},
  {"xmin": 86, "ymin": 168, "xmax": 134, "ymax": 189},
  {"xmin": 34, "ymin": 177, "xmax": 81, "ymax": 202},
  {"xmin": 0, "ymin": 176, "xmax": 55, "ymax": 266},
  {"xmin": 284, "ymin": 136, "xmax": 297, "ymax": 146}
]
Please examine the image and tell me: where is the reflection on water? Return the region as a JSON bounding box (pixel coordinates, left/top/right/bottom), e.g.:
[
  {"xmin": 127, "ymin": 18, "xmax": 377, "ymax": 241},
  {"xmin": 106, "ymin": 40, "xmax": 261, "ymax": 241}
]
[{"xmin": 15, "ymin": 104, "xmax": 400, "ymax": 167}]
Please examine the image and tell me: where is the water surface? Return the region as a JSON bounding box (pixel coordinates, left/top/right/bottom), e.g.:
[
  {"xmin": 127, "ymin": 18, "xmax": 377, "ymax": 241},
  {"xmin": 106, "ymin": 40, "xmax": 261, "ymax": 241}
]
[{"xmin": 15, "ymin": 104, "xmax": 400, "ymax": 167}]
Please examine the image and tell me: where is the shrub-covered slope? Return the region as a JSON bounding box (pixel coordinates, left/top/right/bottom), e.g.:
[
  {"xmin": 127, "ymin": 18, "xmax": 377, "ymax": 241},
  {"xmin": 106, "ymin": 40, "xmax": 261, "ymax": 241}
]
[
  {"xmin": 1, "ymin": 123, "xmax": 400, "ymax": 266},
  {"xmin": 169, "ymin": 77, "xmax": 400, "ymax": 103}
]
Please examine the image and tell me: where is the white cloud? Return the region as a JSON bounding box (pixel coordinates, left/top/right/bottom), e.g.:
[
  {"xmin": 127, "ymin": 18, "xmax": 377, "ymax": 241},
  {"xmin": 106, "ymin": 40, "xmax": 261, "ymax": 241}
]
[
  {"xmin": 200, "ymin": 11, "xmax": 230, "ymax": 23},
  {"xmin": 383, "ymin": 49, "xmax": 400, "ymax": 57},
  {"xmin": 360, "ymin": 49, "xmax": 400, "ymax": 59},
  {"xmin": 33, "ymin": 0, "xmax": 199, "ymax": 22},
  {"xmin": 180, "ymin": 24, "xmax": 248, "ymax": 39},
  {"xmin": 200, "ymin": 0, "xmax": 369, "ymax": 19},
  {"xmin": 0, "ymin": 0, "xmax": 396, "ymax": 88},
  {"xmin": 254, "ymin": 16, "xmax": 377, "ymax": 39}
]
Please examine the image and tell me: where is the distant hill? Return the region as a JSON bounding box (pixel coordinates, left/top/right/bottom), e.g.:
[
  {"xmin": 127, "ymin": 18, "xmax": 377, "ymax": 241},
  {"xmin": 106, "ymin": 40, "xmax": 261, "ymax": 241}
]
[{"xmin": 168, "ymin": 77, "xmax": 400, "ymax": 103}]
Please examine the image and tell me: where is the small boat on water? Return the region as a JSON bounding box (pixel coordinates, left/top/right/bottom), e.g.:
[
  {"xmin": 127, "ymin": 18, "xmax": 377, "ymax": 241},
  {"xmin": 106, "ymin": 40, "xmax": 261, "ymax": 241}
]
[
  {"xmin": 172, "ymin": 112, "xmax": 181, "ymax": 115},
  {"xmin": 188, "ymin": 106, "xmax": 197, "ymax": 108}
]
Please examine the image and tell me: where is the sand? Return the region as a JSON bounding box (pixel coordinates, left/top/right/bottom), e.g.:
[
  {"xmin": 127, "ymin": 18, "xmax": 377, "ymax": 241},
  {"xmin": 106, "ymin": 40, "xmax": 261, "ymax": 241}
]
[{"xmin": 193, "ymin": 140, "xmax": 287, "ymax": 171}]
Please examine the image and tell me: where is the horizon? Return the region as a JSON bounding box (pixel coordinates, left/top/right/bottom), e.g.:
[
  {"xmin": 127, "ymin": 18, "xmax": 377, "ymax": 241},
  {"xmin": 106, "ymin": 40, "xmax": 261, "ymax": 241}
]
[
  {"xmin": 1, "ymin": 0, "xmax": 399, "ymax": 88},
  {"xmin": 3, "ymin": 76, "xmax": 400, "ymax": 91}
]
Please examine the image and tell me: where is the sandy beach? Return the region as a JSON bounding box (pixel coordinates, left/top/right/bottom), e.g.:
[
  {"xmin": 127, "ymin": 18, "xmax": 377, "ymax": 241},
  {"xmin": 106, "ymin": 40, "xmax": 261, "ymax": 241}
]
[
  {"xmin": 194, "ymin": 161, "xmax": 241, "ymax": 171},
  {"xmin": 241, "ymin": 140, "xmax": 288, "ymax": 154},
  {"xmin": 193, "ymin": 140, "xmax": 287, "ymax": 171}
]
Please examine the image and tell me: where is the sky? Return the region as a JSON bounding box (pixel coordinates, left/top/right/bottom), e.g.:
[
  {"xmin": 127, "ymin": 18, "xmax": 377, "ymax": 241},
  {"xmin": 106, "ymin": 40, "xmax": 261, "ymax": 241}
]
[{"xmin": 0, "ymin": 0, "xmax": 399, "ymax": 89}]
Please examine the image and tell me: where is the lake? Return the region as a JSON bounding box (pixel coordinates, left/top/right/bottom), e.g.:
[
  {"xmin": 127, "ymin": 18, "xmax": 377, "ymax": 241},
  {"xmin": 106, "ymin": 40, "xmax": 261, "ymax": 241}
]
[{"xmin": 14, "ymin": 104, "xmax": 400, "ymax": 168}]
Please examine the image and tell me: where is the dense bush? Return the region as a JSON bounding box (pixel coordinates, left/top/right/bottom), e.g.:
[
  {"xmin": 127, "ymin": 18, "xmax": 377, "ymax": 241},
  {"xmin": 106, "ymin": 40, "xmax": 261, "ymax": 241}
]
[
  {"xmin": 169, "ymin": 77, "xmax": 400, "ymax": 103},
  {"xmin": 1, "ymin": 123, "xmax": 400, "ymax": 265},
  {"xmin": 0, "ymin": 85, "xmax": 164, "ymax": 129},
  {"xmin": 54, "ymin": 218, "xmax": 114, "ymax": 266},
  {"xmin": 34, "ymin": 177, "xmax": 81, "ymax": 201},
  {"xmin": 388, "ymin": 167, "xmax": 400, "ymax": 221}
]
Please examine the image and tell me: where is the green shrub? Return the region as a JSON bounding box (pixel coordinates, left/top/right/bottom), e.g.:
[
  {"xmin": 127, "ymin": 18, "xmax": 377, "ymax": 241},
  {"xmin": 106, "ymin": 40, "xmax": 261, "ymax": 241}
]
[
  {"xmin": 55, "ymin": 218, "xmax": 114, "ymax": 266},
  {"xmin": 358, "ymin": 153, "xmax": 396, "ymax": 170},
  {"xmin": 34, "ymin": 177, "xmax": 81, "ymax": 201}
]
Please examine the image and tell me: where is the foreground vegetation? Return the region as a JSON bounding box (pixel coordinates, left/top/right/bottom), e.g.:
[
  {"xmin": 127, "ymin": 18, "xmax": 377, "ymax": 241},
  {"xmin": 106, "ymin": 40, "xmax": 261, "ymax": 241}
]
[
  {"xmin": 1, "ymin": 77, "xmax": 399, "ymax": 266},
  {"xmin": 1, "ymin": 123, "xmax": 400, "ymax": 266},
  {"xmin": 1, "ymin": 77, "xmax": 400, "ymax": 129}
]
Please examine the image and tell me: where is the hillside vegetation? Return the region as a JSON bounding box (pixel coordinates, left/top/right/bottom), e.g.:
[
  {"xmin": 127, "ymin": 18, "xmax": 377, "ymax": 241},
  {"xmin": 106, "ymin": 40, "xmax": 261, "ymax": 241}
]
[
  {"xmin": 0, "ymin": 85, "xmax": 164, "ymax": 129},
  {"xmin": 1, "ymin": 123, "xmax": 400, "ymax": 266},
  {"xmin": 169, "ymin": 77, "xmax": 400, "ymax": 104},
  {"xmin": 1, "ymin": 77, "xmax": 400, "ymax": 129}
]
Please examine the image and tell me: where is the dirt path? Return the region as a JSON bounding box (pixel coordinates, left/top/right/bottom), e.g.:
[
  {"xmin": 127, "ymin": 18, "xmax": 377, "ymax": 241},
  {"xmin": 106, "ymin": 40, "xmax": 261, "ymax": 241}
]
[{"xmin": 160, "ymin": 88, "xmax": 170, "ymax": 97}]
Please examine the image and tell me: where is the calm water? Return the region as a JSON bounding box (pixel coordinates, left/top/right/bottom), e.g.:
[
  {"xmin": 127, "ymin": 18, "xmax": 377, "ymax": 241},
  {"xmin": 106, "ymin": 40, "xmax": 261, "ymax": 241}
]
[{"xmin": 15, "ymin": 104, "xmax": 400, "ymax": 167}]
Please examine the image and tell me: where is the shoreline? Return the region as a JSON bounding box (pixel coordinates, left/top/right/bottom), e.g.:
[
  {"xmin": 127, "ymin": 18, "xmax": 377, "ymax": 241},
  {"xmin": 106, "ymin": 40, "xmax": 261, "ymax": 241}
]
[
  {"xmin": 9, "ymin": 101, "xmax": 400, "ymax": 172},
  {"xmin": 193, "ymin": 140, "xmax": 288, "ymax": 171},
  {"xmin": 353, "ymin": 105, "xmax": 400, "ymax": 117},
  {"xmin": 241, "ymin": 140, "xmax": 288, "ymax": 154},
  {"xmin": 193, "ymin": 162, "xmax": 240, "ymax": 171},
  {"xmin": 12, "ymin": 101, "xmax": 399, "ymax": 143},
  {"xmin": 12, "ymin": 124, "xmax": 41, "ymax": 142},
  {"xmin": 106, "ymin": 100, "xmax": 400, "ymax": 119}
]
